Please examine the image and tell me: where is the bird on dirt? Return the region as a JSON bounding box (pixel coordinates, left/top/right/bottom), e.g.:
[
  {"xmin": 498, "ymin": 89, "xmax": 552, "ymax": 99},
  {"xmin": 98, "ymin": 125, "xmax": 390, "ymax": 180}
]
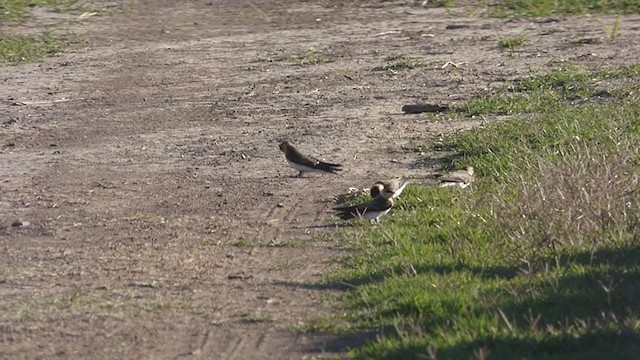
[
  {"xmin": 279, "ymin": 141, "xmax": 342, "ymax": 177},
  {"xmin": 334, "ymin": 183, "xmax": 394, "ymax": 223},
  {"xmin": 437, "ymin": 166, "xmax": 475, "ymax": 189},
  {"xmin": 370, "ymin": 176, "xmax": 410, "ymax": 199}
]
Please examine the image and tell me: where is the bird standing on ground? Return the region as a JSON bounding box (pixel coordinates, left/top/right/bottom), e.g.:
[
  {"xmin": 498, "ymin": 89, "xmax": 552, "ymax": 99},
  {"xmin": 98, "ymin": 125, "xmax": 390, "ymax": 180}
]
[
  {"xmin": 334, "ymin": 183, "xmax": 395, "ymax": 223},
  {"xmin": 370, "ymin": 176, "xmax": 410, "ymax": 199},
  {"xmin": 279, "ymin": 141, "xmax": 343, "ymax": 177},
  {"xmin": 437, "ymin": 166, "xmax": 475, "ymax": 188}
]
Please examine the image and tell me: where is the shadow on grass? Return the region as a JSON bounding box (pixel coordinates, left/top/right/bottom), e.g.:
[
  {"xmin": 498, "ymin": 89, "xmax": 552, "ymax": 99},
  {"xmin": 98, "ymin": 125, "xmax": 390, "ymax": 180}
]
[
  {"xmin": 300, "ymin": 244, "xmax": 640, "ymax": 359},
  {"xmin": 362, "ymin": 329, "xmax": 640, "ymax": 360},
  {"xmin": 409, "ymin": 151, "xmax": 464, "ymax": 172},
  {"xmin": 274, "ymin": 262, "xmax": 520, "ymax": 292},
  {"xmin": 304, "ymin": 330, "xmax": 380, "ymax": 354}
]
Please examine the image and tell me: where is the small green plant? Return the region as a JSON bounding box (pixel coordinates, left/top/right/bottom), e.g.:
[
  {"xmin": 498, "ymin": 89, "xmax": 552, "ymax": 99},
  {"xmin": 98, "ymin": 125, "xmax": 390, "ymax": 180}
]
[
  {"xmin": 373, "ymin": 54, "xmax": 430, "ymax": 72},
  {"xmin": 291, "ymin": 52, "xmax": 328, "ymax": 66},
  {"xmin": 234, "ymin": 10, "xmax": 257, "ymax": 18},
  {"xmin": 242, "ymin": 312, "xmax": 272, "ymax": 323},
  {"xmin": 567, "ymin": 37, "xmax": 602, "ymax": 47},
  {"xmin": 431, "ymin": 0, "xmax": 453, "ymax": 6},
  {"xmin": 497, "ymin": 34, "xmax": 528, "ymax": 54},
  {"xmin": 603, "ymin": 15, "xmax": 623, "ymax": 40}
]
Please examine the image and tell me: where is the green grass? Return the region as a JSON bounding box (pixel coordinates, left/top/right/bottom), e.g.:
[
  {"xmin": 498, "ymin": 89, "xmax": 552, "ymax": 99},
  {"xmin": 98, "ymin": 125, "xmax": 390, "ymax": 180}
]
[
  {"xmin": 455, "ymin": 64, "xmax": 640, "ymax": 116},
  {"xmin": 0, "ymin": 32, "xmax": 63, "ymax": 62},
  {"xmin": 0, "ymin": 0, "xmax": 102, "ymax": 63},
  {"xmin": 492, "ymin": 0, "xmax": 640, "ymax": 17},
  {"xmin": 291, "ymin": 52, "xmax": 328, "ymax": 66},
  {"xmin": 373, "ymin": 54, "xmax": 432, "ymax": 72},
  {"xmin": 0, "ymin": 0, "xmax": 90, "ymax": 21},
  {"xmin": 497, "ymin": 34, "xmax": 528, "ymax": 54},
  {"xmin": 323, "ymin": 65, "xmax": 640, "ymax": 359}
]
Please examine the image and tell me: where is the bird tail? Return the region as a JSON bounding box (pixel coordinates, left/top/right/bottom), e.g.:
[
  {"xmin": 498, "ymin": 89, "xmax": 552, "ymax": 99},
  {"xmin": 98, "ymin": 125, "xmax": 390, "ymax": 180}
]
[
  {"xmin": 333, "ymin": 205, "xmax": 358, "ymax": 220},
  {"xmin": 317, "ymin": 161, "xmax": 343, "ymax": 174}
]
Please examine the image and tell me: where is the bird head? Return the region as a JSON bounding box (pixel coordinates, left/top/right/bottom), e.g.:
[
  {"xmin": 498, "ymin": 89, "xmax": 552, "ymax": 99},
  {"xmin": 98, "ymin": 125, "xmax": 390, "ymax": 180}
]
[
  {"xmin": 466, "ymin": 166, "xmax": 475, "ymax": 175},
  {"xmin": 370, "ymin": 182, "xmax": 384, "ymax": 197},
  {"xmin": 279, "ymin": 141, "xmax": 291, "ymax": 153},
  {"xmin": 397, "ymin": 176, "xmax": 411, "ymax": 188}
]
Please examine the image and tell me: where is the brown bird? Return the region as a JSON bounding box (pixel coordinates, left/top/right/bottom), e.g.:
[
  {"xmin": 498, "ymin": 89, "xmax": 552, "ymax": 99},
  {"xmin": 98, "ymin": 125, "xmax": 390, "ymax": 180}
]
[
  {"xmin": 334, "ymin": 183, "xmax": 394, "ymax": 223},
  {"xmin": 437, "ymin": 166, "xmax": 475, "ymax": 189},
  {"xmin": 279, "ymin": 141, "xmax": 343, "ymax": 177},
  {"xmin": 370, "ymin": 176, "xmax": 410, "ymax": 199}
]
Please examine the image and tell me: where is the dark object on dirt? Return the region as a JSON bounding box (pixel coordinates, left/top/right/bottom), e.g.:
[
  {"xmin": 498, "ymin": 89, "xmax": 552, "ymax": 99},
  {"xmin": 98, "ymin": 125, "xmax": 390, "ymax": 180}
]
[
  {"xmin": 2, "ymin": 117, "xmax": 17, "ymax": 127},
  {"xmin": 446, "ymin": 24, "xmax": 470, "ymax": 30},
  {"xmin": 227, "ymin": 271, "xmax": 253, "ymax": 280},
  {"xmin": 402, "ymin": 104, "xmax": 449, "ymax": 114},
  {"xmin": 11, "ymin": 219, "xmax": 29, "ymax": 228}
]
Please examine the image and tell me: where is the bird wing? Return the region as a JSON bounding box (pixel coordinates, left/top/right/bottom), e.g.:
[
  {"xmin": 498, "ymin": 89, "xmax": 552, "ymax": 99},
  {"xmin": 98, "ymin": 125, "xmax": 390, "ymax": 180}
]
[
  {"xmin": 286, "ymin": 144, "xmax": 342, "ymax": 170},
  {"xmin": 334, "ymin": 196, "xmax": 393, "ymax": 219},
  {"xmin": 438, "ymin": 170, "xmax": 473, "ymax": 183}
]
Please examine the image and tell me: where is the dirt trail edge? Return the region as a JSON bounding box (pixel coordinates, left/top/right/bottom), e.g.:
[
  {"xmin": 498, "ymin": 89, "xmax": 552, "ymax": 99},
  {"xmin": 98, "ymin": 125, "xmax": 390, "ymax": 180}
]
[{"xmin": 1, "ymin": 0, "xmax": 639, "ymax": 358}]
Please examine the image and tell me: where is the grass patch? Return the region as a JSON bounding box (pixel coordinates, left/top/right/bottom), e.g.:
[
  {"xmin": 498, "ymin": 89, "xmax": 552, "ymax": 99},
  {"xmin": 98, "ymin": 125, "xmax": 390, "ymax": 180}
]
[
  {"xmin": 291, "ymin": 52, "xmax": 328, "ymax": 66},
  {"xmin": 0, "ymin": 288, "xmax": 181, "ymax": 321},
  {"xmin": 1, "ymin": 0, "xmax": 101, "ymax": 63},
  {"xmin": 242, "ymin": 312, "xmax": 272, "ymax": 323},
  {"xmin": 0, "ymin": 0, "xmax": 103, "ymax": 21},
  {"xmin": 324, "ymin": 64, "xmax": 640, "ymax": 359},
  {"xmin": 373, "ymin": 54, "xmax": 431, "ymax": 72},
  {"xmin": 566, "ymin": 37, "xmax": 602, "ymax": 47},
  {"xmin": 0, "ymin": 32, "xmax": 63, "ymax": 62},
  {"xmin": 491, "ymin": 0, "xmax": 640, "ymax": 17},
  {"xmin": 455, "ymin": 64, "xmax": 640, "ymax": 116},
  {"xmin": 497, "ymin": 34, "xmax": 527, "ymax": 54}
]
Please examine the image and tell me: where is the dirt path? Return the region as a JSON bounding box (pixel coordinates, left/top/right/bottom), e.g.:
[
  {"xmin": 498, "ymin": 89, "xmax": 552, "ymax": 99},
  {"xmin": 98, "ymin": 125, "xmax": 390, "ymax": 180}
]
[{"xmin": 1, "ymin": 0, "xmax": 639, "ymax": 358}]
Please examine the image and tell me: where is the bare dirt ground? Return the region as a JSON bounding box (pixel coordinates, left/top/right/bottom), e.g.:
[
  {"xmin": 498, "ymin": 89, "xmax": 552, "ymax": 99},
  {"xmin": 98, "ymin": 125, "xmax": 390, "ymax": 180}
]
[{"xmin": 1, "ymin": 0, "xmax": 639, "ymax": 358}]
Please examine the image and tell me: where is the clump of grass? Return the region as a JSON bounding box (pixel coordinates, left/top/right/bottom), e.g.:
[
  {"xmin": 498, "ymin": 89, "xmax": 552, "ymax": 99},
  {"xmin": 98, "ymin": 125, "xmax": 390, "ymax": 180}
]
[
  {"xmin": 0, "ymin": 32, "xmax": 62, "ymax": 63},
  {"xmin": 291, "ymin": 52, "xmax": 328, "ymax": 66},
  {"xmin": 566, "ymin": 37, "xmax": 602, "ymax": 47},
  {"xmin": 495, "ymin": 149, "xmax": 639, "ymax": 263},
  {"xmin": 242, "ymin": 312, "xmax": 272, "ymax": 323},
  {"xmin": 455, "ymin": 64, "xmax": 640, "ymax": 115},
  {"xmin": 234, "ymin": 10, "xmax": 258, "ymax": 18},
  {"xmin": 498, "ymin": 33, "xmax": 528, "ymax": 54},
  {"xmin": 601, "ymin": 15, "xmax": 623, "ymax": 40},
  {"xmin": 373, "ymin": 54, "xmax": 430, "ymax": 72},
  {"xmin": 0, "ymin": 0, "xmax": 97, "ymax": 21},
  {"xmin": 491, "ymin": 0, "xmax": 640, "ymax": 17}
]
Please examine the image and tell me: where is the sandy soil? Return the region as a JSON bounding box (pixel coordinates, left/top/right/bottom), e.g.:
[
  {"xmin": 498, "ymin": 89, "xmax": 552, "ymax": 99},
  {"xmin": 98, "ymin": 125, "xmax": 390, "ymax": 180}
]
[{"xmin": 1, "ymin": 0, "xmax": 639, "ymax": 358}]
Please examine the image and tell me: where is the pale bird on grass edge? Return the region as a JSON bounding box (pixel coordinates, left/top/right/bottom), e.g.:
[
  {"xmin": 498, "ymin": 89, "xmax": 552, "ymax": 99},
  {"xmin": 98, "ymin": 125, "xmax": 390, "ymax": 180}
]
[
  {"xmin": 279, "ymin": 141, "xmax": 343, "ymax": 177},
  {"xmin": 437, "ymin": 166, "xmax": 475, "ymax": 189}
]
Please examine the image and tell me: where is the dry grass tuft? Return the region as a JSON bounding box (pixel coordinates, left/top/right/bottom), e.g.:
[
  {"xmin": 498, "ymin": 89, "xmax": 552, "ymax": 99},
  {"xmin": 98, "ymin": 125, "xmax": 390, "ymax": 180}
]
[{"xmin": 495, "ymin": 147, "xmax": 639, "ymax": 262}]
